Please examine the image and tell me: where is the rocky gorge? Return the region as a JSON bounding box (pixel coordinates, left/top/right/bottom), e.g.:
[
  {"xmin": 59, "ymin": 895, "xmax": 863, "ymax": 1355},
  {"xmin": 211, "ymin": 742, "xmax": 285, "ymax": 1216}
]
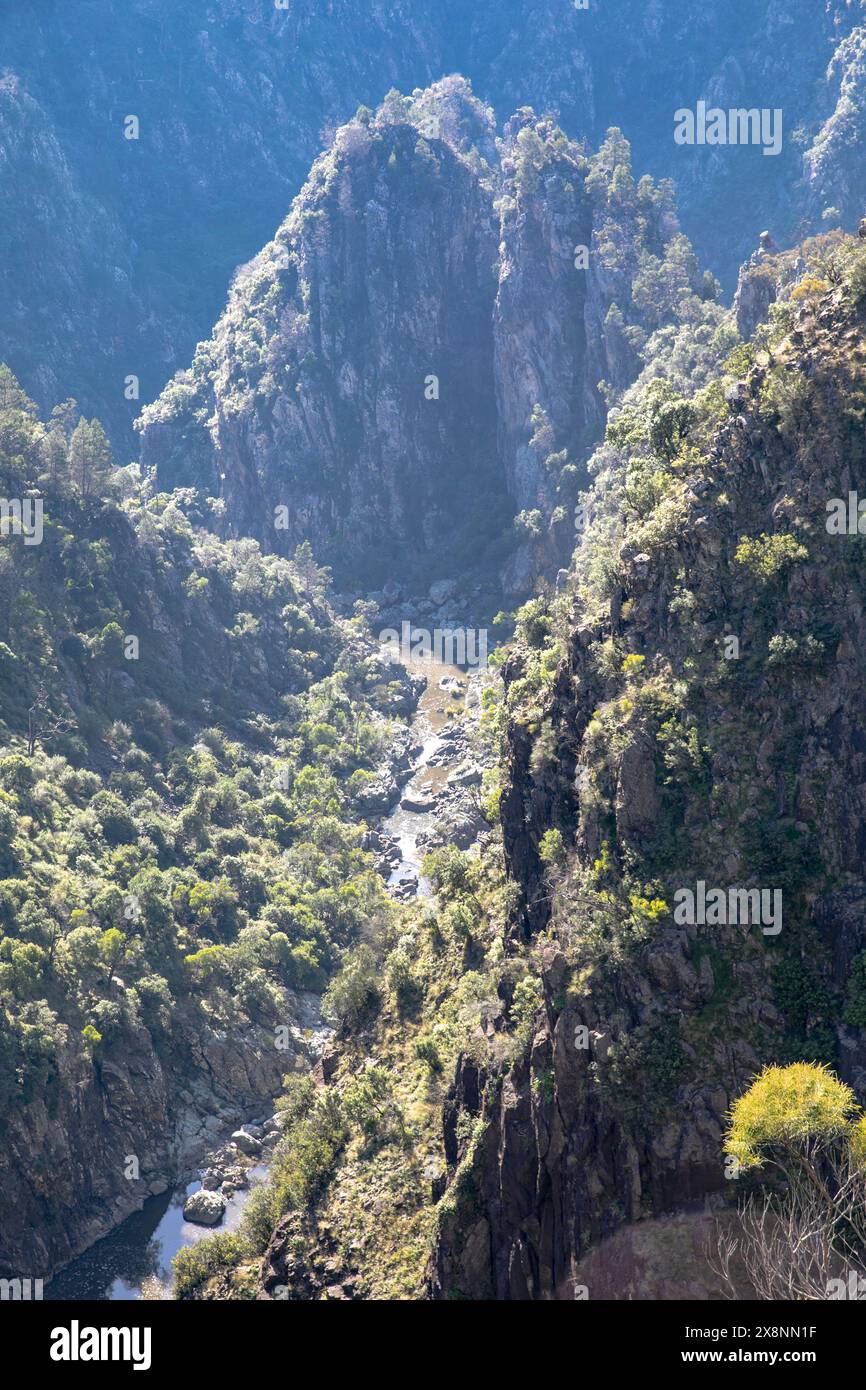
[
  {"xmin": 179, "ymin": 227, "xmax": 866, "ymax": 1302},
  {"xmin": 134, "ymin": 79, "xmax": 726, "ymax": 595},
  {"xmin": 7, "ymin": 997, "xmax": 310, "ymax": 1283},
  {"xmin": 6, "ymin": 3, "xmax": 866, "ymax": 1310},
  {"xmin": 5, "ymin": 2, "xmax": 866, "ymax": 450},
  {"xmin": 33, "ymin": 615, "xmax": 491, "ymax": 1296}
]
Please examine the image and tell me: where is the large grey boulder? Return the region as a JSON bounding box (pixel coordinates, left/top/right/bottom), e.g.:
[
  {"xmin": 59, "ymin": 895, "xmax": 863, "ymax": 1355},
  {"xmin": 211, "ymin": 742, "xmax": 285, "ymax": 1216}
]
[
  {"xmin": 183, "ymin": 1189, "xmax": 226, "ymax": 1226},
  {"xmin": 401, "ymin": 790, "xmax": 437, "ymax": 813},
  {"xmin": 355, "ymin": 772, "xmax": 398, "ymax": 814},
  {"xmin": 429, "ymin": 578, "xmax": 458, "ymax": 605},
  {"xmin": 231, "ymin": 1129, "xmax": 263, "ymax": 1157},
  {"xmin": 447, "ymin": 762, "xmax": 482, "ymax": 788}
]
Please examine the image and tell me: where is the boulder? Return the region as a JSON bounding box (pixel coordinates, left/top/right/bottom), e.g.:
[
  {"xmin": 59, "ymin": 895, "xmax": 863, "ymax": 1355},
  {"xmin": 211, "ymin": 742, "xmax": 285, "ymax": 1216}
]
[
  {"xmin": 429, "ymin": 578, "xmax": 458, "ymax": 605},
  {"xmin": 231, "ymin": 1129, "xmax": 263, "ymax": 1157},
  {"xmin": 183, "ymin": 1189, "xmax": 226, "ymax": 1226},
  {"xmin": 447, "ymin": 762, "xmax": 482, "ymax": 788},
  {"xmin": 355, "ymin": 773, "xmax": 398, "ymax": 814},
  {"xmin": 400, "ymin": 790, "xmax": 437, "ymax": 813},
  {"xmin": 391, "ymin": 875, "xmax": 419, "ymax": 901},
  {"xmin": 316, "ymin": 1042, "xmax": 341, "ymax": 1085},
  {"xmin": 428, "ymin": 799, "xmax": 486, "ymax": 850}
]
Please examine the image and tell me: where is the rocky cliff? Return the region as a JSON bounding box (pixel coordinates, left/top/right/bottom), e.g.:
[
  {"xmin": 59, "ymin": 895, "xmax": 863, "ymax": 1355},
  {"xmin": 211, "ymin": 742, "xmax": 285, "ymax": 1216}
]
[
  {"xmin": 138, "ymin": 82, "xmax": 506, "ymax": 588},
  {"xmin": 2, "ymin": 1, "xmax": 863, "ymax": 445},
  {"xmin": 429, "ymin": 234, "xmax": 866, "ymax": 1298},
  {"xmin": 2, "ymin": 997, "xmax": 301, "ymax": 1279},
  {"xmin": 137, "ymin": 81, "xmax": 711, "ymax": 592}
]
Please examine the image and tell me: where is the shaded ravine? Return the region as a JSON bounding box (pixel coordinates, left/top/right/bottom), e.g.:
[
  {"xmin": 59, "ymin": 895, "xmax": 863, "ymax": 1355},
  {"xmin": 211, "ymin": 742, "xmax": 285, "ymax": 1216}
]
[
  {"xmin": 44, "ymin": 1162, "xmax": 269, "ymax": 1302},
  {"xmin": 46, "ymin": 646, "xmax": 479, "ymax": 1300}
]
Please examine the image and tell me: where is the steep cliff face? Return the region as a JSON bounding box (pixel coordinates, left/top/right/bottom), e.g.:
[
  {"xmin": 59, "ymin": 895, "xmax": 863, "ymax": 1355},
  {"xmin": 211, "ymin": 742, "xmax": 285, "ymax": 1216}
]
[
  {"xmin": 804, "ymin": 25, "xmax": 866, "ymax": 232},
  {"xmin": 429, "ymin": 237, "xmax": 866, "ymax": 1298},
  {"xmin": 494, "ymin": 111, "xmax": 594, "ymax": 516},
  {"xmin": 138, "ymin": 83, "xmax": 709, "ymax": 591},
  {"xmin": 139, "ymin": 83, "xmax": 506, "ymax": 587},
  {"xmin": 1, "ymin": 1001, "xmax": 297, "ymax": 1279},
  {"xmin": 1, "ymin": 1, "xmax": 862, "ymax": 445},
  {"xmin": 0, "ymin": 73, "xmax": 143, "ymax": 434}
]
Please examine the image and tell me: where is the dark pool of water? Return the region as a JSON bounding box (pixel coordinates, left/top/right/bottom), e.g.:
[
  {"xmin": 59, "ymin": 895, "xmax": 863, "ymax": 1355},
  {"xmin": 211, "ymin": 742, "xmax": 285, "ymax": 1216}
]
[{"xmin": 45, "ymin": 1166, "xmax": 267, "ymax": 1301}]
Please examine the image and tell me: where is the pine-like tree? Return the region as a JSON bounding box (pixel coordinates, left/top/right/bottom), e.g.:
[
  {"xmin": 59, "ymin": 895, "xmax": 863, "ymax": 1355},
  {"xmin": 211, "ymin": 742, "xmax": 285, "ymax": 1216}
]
[{"xmin": 69, "ymin": 418, "xmax": 113, "ymax": 498}]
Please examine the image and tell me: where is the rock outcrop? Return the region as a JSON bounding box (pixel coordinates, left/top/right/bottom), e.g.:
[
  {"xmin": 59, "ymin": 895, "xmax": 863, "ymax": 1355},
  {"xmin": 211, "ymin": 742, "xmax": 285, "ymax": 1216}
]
[
  {"xmin": 140, "ymin": 81, "xmax": 504, "ymax": 588},
  {"xmin": 429, "ymin": 243, "xmax": 866, "ymax": 1298},
  {"xmin": 0, "ymin": 1001, "xmax": 306, "ymax": 1279},
  {"xmin": 4, "ymin": 1, "xmax": 864, "ymax": 446},
  {"xmin": 137, "ymin": 82, "xmax": 710, "ymax": 592}
]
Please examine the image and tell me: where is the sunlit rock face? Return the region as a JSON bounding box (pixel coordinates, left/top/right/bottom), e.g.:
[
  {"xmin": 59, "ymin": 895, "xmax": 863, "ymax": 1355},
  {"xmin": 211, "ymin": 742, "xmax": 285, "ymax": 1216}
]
[
  {"xmin": 138, "ymin": 82, "xmax": 712, "ymax": 591},
  {"xmin": 1, "ymin": 0, "xmax": 861, "ymax": 449}
]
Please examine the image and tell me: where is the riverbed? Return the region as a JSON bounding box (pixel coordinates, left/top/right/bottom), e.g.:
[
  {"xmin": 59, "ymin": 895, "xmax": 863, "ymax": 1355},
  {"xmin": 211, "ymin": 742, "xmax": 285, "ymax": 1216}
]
[
  {"xmin": 45, "ymin": 647, "xmax": 476, "ymax": 1300},
  {"xmin": 44, "ymin": 1163, "xmax": 268, "ymax": 1301},
  {"xmin": 381, "ymin": 648, "xmax": 472, "ymax": 896}
]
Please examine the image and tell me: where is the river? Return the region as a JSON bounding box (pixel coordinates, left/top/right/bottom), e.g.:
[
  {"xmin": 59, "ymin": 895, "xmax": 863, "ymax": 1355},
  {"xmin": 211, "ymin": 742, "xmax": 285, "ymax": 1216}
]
[
  {"xmin": 44, "ymin": 1164, "xmax": 268, "ymax": 1302},
  {"xmin": 45, "ymin": 648, "xmax": 475, "ymax": 1300},
  {"xmin": 380, "ymin": 648, "xmax": 474, "ymax": 897}
]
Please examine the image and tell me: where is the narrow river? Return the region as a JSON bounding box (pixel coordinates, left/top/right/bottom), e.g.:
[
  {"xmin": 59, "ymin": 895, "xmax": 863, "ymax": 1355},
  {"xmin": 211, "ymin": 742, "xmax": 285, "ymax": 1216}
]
[
  {"xmin": 381, "ymin": 649, "xmax": 472, "ymax": 897},
  {"xmin": 46, "ymin": 649, "xmax": 474, "ymax": 1300}
]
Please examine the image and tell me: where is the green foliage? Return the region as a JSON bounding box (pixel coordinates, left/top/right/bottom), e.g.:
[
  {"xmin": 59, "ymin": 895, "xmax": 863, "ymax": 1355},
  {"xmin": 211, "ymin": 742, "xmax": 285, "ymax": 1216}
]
[
  {"xmin": 538, "ymin": 828, "xmax": 567, "ymax": 869},
  {"xmin": 621, "ymin": 653, "xmax": 646, "ymax": 678},
  {"xmin": 322, "ymin": 944, "xmax": 381, "ymax": 1030},
  {"xmin": 604, "ymin": 1020, "xmax": 687, "ymax": 1120},
  {"xmin": 844, "ymin": 952, "xmax": 866, "ymax": 1029},
  {"xmin": 422, "ymin": 845, "xmax": 473, "ymax": 897},
  {"xmin": 414, "ymin": 1037, "xmax": 443, "ymax": 1073},
  {"xmin": 269, "ymin": 1089, "xmax": 349, "ymax": 1213},
  {"xmin": 532, "ymin": 1068, "xmax": 555, "ymax": 1103},
  {"xmin": 513, "ymin": 597, "xmax": 551, "ymax": 650},
  {"xmin": 656, "ymin": 716, "xmax": 707, "ymax": 789},
  {"xmin": 68, "ymin": 418, "xmax": 113, "ymax": 499},
  {"xmin": 173, "ymin": 1232, "xmax": 246, "ymax": 1300},
  {"xmin": 647, "ymin": 396, "xmax": 697, "ymax": 462},
  {"xmin": 734, "ymin": 533, "xmax": 809, "ymax": 582},
  {"xmin": 0, "ymin": 370, "xmax": 395, "ymax": 1120},
  {"xmin": 726, "ymin": 1063, "xmax": 860, "ymax": 1171},
  {"xmin": 442, "ymin": 901, "xmax": 475, "ymax": 946},
  {"xmin": 510, "ymin": 973, "xmax": 543, "ymax": 1036},
  {"xmin": 767, "ymin": 632, "xmax": 826, "ymax": 669}
]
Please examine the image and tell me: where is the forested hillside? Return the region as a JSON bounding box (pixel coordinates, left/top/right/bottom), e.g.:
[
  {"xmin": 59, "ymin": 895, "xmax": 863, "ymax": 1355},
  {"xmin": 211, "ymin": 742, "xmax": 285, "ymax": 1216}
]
[
  {"xmin": 0, "ymin": 368, "xmax": 411, "ymax": 1274},
  {"xmin": 4, "ymin": 2, "xmax": 866, "ymax": 1315}
]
